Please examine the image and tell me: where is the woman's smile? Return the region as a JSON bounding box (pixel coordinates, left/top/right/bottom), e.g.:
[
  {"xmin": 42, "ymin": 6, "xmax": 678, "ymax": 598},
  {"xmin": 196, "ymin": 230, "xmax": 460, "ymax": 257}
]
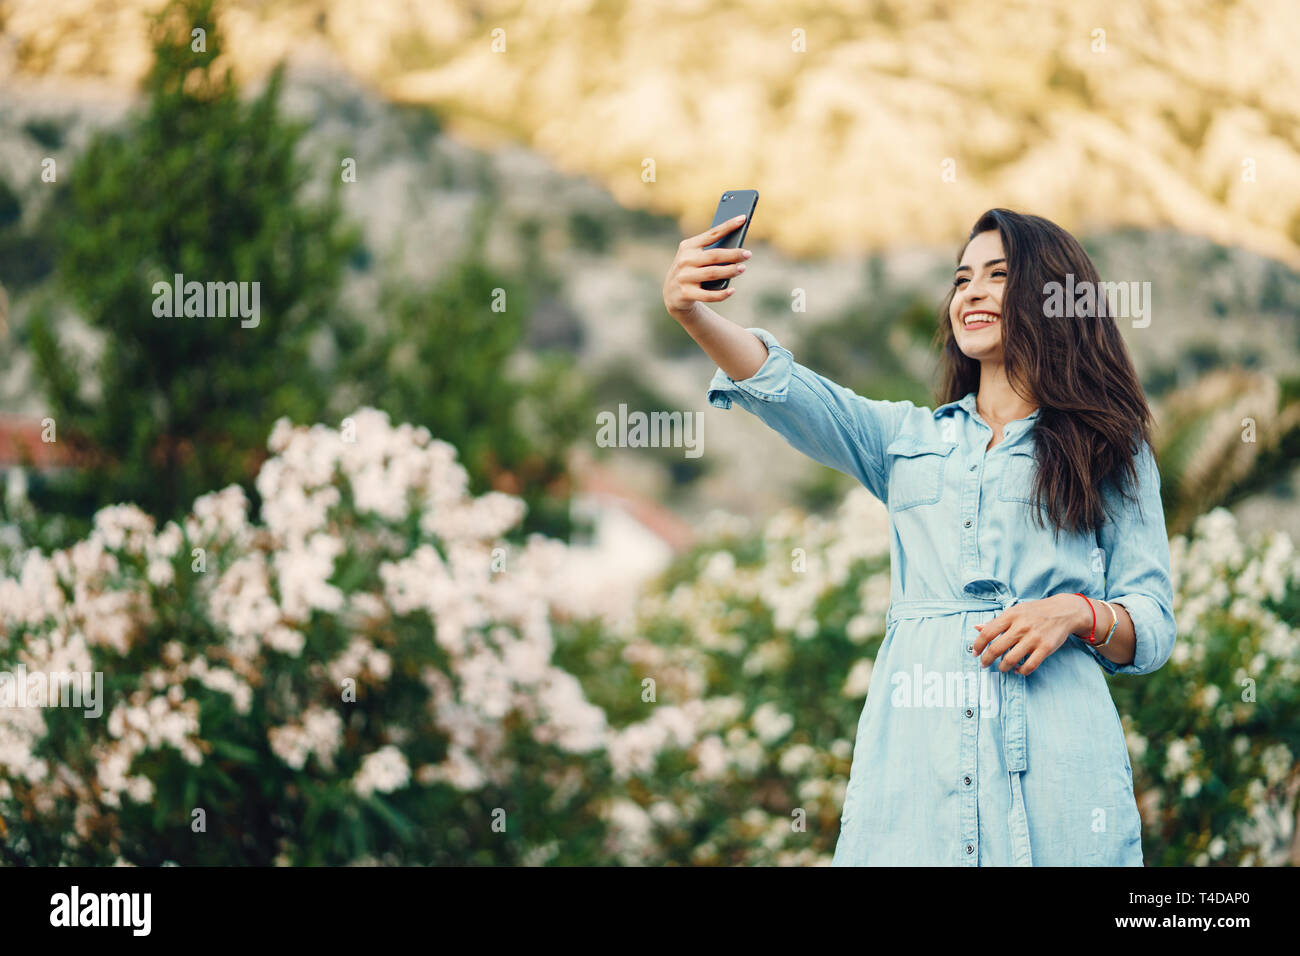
[{"xmin": 962, "ymin": 309, "xmax": 1000, "ymax": 330}]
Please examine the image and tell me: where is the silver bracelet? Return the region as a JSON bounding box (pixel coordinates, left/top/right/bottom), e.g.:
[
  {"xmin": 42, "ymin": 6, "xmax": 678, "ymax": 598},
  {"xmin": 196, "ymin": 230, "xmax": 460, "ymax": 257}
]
[{"xmin": 1094, "ymin": 599, "xmax": 1119, "ymax": 649}]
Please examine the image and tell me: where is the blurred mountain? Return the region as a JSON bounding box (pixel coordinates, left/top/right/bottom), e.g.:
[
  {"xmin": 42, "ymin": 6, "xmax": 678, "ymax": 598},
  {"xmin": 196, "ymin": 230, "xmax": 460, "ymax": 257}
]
[
  {"xmin": 2, "ymin": 0, "xmax": 1299, "ymax": 268},
  {"xmin": 1, "ymin": 0, "xmax": 1297, "ymax": 542}
]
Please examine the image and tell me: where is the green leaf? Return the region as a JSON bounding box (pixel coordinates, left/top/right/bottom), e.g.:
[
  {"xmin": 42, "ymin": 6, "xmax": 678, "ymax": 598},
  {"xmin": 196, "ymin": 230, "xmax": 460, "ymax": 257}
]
[
  {"xmin": 365, "ymin": 793, "xmax": 415, "ymax": 841},
  {"xmin": 209, "ymin": 740, "xmax": 260, "ymax": 764}
]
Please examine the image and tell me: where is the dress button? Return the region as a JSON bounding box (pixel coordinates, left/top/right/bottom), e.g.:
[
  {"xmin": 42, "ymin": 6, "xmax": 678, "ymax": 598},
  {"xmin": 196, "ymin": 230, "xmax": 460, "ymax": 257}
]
[
  {"xmin": 965, "ymin": 844, "xmax": 974, "ymax": 855},
  {"xmin": 964, "ymin": 708, "xmax": 974, "ymax": 718},
  {"xmin": 969, "ymin": 464, "xmax": 976, "ymax": 472},
  {"xmin": 963, "ymin": 519, "xmax": 972, "ymax": 528},
  {"xmin": 966, "ymin": 644, "xmax": 974, "ymax": 654},
  {"xmin": 964, "ymin": 776, "xmax": 972, "ymax": 786}
]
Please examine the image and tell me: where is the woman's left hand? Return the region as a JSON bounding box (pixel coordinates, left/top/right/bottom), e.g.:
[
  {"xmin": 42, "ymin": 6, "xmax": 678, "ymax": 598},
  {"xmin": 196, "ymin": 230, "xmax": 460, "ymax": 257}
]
[{"xmin": 972, "ymin": 594, "xmax": 1079, "ymax": 676}]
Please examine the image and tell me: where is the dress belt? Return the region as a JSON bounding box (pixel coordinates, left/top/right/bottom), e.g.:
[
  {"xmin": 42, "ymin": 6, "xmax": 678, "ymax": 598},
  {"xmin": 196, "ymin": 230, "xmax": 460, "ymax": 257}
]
[{"xmin": 885, "ymin": 595, "xmax": 1034, "ymax": 866}]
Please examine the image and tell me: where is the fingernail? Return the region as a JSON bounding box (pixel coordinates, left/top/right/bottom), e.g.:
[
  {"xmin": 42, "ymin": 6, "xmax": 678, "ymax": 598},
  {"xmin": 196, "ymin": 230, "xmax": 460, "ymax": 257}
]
[
  {"xmin": 743, "ymin": 250, "xmax": 752, "ymax": 258},
  {"xmin": 737, "ymin": 264, "xmax": 746, "ymax": 272}
]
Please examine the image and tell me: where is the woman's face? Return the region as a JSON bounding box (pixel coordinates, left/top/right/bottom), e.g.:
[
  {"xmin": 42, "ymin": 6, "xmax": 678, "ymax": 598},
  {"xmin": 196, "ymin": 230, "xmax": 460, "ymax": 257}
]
[{"xmin": 950, "ymin": 229, "xmax": 1007, "ymax": 362}]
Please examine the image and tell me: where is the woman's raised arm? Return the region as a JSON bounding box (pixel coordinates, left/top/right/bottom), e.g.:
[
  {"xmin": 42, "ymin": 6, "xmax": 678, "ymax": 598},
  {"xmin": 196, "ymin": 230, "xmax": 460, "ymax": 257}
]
[
  {"xmin": 662, "ymin": 222, "xmax": 916, "ymax": 502},
  {"xmin": 662, "ymin": 213, "xmax": 769, "ymax": 380}
]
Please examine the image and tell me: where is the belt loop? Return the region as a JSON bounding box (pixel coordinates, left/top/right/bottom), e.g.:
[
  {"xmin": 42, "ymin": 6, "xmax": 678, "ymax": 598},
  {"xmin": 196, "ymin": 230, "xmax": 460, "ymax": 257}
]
[
  {"xmin": 1008, "ymin": 771, "xmax": 1034, "ymax": 866},
  {"xmin": 1000, "ymin": 669, "xmax": 1027, "ymax": 772},
  {"xmin": 1000, "ymin": 655, "xmax": 1031, "ymax": 864}
]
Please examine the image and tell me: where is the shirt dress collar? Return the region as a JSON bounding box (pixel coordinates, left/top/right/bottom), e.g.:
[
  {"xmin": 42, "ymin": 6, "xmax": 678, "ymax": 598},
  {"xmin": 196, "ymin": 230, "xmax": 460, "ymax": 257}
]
[{"xmin": 935, "ymin": 392, "xmax": 1041, "ymax": 424}]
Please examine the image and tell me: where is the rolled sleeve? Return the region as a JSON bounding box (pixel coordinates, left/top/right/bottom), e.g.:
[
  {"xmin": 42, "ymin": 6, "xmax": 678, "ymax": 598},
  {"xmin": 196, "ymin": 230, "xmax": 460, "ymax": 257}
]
[
  {"xmin": 1088, "ymin": 440, "xmax": 1177, "ymax": 676},
  {"xmin": 705, "ymin": 327, "xmax": 913, "ymax": 504},
  {"xmin": 706, "ymin": 327, "xmax": 795, "ymax": 408}
]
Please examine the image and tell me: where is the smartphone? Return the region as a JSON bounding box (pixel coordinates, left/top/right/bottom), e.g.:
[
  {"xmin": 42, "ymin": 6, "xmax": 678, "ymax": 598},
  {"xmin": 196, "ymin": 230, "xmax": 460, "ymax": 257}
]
[{"xmin": 701, "ymin": 189, "xmax": 759, "ymax": 290}]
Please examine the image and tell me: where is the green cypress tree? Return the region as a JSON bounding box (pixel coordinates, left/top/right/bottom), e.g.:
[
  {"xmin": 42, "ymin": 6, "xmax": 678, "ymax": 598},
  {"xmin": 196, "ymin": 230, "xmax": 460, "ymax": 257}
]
[{"xmin": 28, "ymin": 0, "xmax": 359, "ymax": 524}]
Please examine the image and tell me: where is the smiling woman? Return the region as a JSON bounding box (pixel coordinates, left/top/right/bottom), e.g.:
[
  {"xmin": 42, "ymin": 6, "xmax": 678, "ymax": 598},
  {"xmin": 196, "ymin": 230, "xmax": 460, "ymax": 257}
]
[{"xmin": 664, "ymin": 206, "xmax": 1176, "ymax": 866}]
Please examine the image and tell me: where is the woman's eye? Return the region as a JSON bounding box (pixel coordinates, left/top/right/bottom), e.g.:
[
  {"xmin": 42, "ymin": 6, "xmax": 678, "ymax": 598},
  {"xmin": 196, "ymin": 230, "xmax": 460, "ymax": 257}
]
[{"xmin": 953, "ymin": 269, "xmax": 1005, "ymax": 290}]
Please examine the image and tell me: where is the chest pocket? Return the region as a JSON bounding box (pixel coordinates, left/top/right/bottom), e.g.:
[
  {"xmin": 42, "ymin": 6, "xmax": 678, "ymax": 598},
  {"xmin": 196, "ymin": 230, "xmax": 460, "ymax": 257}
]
[
  {"xmin": 998, "ymin": 449, "xmax": 1038, "ymax": 503},
  {"xmin": 886, "ymin": 435, "xmax": 956, "ymax": 510}
]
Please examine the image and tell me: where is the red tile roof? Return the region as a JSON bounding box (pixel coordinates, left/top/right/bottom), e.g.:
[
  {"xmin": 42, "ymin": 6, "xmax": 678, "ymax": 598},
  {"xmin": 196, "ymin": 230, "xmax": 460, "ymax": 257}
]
[
  {"xmin": 0, "ymin": 414, "xmax": 84, "ymax": 468},
  {"xmin": 571, "ymin": 455, "xmax": 696, "ymax": 553}
]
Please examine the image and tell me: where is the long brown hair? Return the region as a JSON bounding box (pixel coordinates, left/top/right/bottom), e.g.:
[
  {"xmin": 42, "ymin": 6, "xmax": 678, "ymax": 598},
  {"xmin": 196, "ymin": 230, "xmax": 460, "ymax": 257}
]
[{"xmin": 935, "ymin": 208, "xmax": 1156, "ymax": 539}]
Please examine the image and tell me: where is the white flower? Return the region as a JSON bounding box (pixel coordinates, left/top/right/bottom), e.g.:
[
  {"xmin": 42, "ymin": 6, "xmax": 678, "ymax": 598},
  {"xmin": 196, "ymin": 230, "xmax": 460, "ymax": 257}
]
[
  {"xmin": 751, "ymin": 702, "xmax": 794, "ymax": 744},
  {"xmin": 1164, "ymin": 738, "xmax": 1194, "ymax": 776},
  {"xmin": 779, "ymin": 743, "xmax": 816, "ymax": 775},
  {"xmin": 534, "ymin": 670, "xmax": 607, "ymax": 753},
  {"xmin": 701, "ymin": 551, "xmax": 736, "ymax": 583},
  {"xmin": 327, "ymin": 637, "xmax": 393, "ymax": 688},
  {"xmin": 195, "ymin": 667, "xmax": 253, "ymax": 714},
  {"xmin": 146, "ymin": 558, "xmax": 175, "ymax": 588},
  {"xmin": 1125, "ymin": 731, "xmax": 1148, "ymax": 762},
  {"xmin": 208, "ymin": 553, "xmax": 280, "ymax": 659},
  {"xmin": 274, "ymin": 533, "xmax": 344, "ymax": 620},
  {"xmin": 92, "ymin": 504, "xmax": 155, "ymax": 553},
  {"xmin": 186, "ymin": 485, "xmax": 251, "ymax": 544},
  {"xmin": 269, "ymin": 723, "xmax": 310, "ymax": 770},
  {"xmin": 265, "ymin": 625, "xmax": 306, "ymax": 657},
  {"xmin": 692, "ymin": 735, "xmax": 728, "ymax": 782},
  {"xmin": 125, "ymin": 775, "xmax": 155, "ymax": 804},
  {"xmin": 603, "ymin": 798, "xmax": 654, "ymax": 864},
  {"xmin": 842, "ymin": 658, "xmax": 874, "ymax": 698},
  {"xmin": 353, "ymin": 746, "xmax": 410, "ymax": 797},
  {"xmin": 1260, "ymin": 743, "xmax": 1293, "ymax": 785}
]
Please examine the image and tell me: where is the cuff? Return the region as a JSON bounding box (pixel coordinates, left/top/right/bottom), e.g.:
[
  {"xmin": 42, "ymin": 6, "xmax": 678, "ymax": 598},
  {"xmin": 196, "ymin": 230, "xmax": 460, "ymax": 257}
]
[
  {"xmin": 706, "ymin": 328, "xmax": 795, "ymax": 409},
  {"xmin": 1084, "ymin": 595, "xmax": 1160, "ymax": 675}
]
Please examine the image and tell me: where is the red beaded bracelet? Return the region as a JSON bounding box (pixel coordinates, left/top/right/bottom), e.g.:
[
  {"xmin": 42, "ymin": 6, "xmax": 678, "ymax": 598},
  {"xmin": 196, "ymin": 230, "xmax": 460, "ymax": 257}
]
[{"xmin": 1073, "ymin": 592, "xmax": 1096, "ymax": 644}]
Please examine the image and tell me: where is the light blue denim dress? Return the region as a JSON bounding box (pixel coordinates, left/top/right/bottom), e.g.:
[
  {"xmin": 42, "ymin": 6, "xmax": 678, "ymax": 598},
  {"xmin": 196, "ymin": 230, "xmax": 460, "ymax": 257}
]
[{"xmin": 707, "ymin": 328, "xmax": 1177, "ymax": 866}]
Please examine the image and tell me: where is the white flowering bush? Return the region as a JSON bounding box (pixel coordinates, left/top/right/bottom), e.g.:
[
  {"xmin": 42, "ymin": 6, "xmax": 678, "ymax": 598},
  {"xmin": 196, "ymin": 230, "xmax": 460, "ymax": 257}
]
[
  {"xmin": 568, "ymin": 490, "xmax": 897, "ymax": 865},
  {"xmin": 1, "ymin": 409, "xmax": 1295, "ymax": 866},
  {"xmin": 1118, "ymin": 507, "xmax": 1300, "ymax": 866},
  {"xmin": 597, "ymin": 500, "xmax": 1300, "ymax": 866},
  {"xmin": 0, "ymin": 409, "xmax": 616, "ymax": 864}
]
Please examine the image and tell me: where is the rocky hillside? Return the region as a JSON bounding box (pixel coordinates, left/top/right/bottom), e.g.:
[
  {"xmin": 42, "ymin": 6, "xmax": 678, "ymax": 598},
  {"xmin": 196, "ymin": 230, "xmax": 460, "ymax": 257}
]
[
  {"xmin": 3, "ymin": 0, "xmax": 1299, "ymax": 267},
  {"xmin": 1, "ymin": 0, "xmax": 1298, "ymax": 542}
]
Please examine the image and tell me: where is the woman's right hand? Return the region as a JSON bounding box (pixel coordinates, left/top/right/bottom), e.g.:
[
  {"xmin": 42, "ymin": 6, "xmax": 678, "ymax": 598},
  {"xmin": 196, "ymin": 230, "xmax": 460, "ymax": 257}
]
[{"xmin": 662, "ymin": 214, "xmax": 753, "ymax": 322}]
